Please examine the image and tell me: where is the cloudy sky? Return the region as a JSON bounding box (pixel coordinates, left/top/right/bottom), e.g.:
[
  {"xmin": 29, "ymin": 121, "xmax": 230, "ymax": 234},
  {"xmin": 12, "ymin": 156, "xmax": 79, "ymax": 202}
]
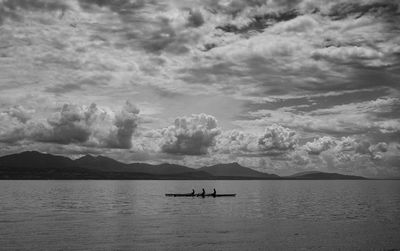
[{"xmin": 0, "ymin": 0, "xmax": 399, "ymax": 177}]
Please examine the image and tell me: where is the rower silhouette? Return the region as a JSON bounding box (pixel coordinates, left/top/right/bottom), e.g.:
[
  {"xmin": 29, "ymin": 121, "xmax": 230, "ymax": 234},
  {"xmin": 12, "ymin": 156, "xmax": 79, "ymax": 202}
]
[
  {"xmin": 212, "ymin": 188, "xmax": 216, "ymax": 197},
  {"xmin": 200, "ymin": 188, "xmax": 205, "ymax": 197},
  {"xmin": 191, "ymin": 189, "xmax": 195, "ymax": 195}
]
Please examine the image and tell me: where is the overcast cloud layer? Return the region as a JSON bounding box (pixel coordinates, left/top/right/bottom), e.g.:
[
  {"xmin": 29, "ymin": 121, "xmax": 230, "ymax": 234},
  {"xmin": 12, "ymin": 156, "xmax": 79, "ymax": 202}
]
[{"xmin": 0, "ymin": 0, "xmax": 399, "ymax": 177}]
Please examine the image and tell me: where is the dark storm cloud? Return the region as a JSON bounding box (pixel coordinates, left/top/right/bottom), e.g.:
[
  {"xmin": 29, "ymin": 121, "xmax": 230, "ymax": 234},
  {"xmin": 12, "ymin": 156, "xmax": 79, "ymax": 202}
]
[{"xmin": 160, "ymin": 114, "xmax": 221, "ymax": 155}]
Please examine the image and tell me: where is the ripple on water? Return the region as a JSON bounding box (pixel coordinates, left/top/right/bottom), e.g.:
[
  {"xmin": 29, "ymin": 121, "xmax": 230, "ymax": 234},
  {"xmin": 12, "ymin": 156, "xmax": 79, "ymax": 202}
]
[{"xmin": 0, "ymin": 180, "xmax": 399, "ymax": 250}]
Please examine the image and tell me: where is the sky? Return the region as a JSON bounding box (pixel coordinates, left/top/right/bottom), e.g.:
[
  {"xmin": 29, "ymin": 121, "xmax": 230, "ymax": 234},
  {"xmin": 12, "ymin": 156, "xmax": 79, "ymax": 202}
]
[{"xmin": 0, "ymin": 0, "xmax": 399, "ymax": 177}]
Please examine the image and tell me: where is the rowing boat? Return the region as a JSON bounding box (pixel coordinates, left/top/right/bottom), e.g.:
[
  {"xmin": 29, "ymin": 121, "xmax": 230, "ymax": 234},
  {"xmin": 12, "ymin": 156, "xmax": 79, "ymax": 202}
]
[
  {"xmin": 165, "ymin": 193, "xmax": 236, "ymax": 197},
  {"xmin": 208, "ymin": 194, "xmax": 236, "ymax": 197},
  {"xmin": 165, "ymin": 193, "xmax": 194, "ymax": 197}
]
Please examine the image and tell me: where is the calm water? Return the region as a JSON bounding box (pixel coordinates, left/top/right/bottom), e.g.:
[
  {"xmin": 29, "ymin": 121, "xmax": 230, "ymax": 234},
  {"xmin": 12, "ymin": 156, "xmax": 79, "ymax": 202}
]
[{"xmin": 0, "ymin": 180, "xmax": 399, "ymax": 250}]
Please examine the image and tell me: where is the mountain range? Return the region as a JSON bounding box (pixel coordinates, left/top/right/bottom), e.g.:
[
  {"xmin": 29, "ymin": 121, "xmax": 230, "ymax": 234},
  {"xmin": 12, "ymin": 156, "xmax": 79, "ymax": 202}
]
[{"xmin": 0, "ymin": 151, "xmax": 367, "ymax": 180}]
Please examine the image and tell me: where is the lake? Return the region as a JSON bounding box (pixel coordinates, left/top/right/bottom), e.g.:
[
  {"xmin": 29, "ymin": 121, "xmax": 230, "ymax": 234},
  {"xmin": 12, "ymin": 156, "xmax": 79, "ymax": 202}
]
[{"xmin": 0, "ymin": 180, "xmax": 399, "ymax": 250}]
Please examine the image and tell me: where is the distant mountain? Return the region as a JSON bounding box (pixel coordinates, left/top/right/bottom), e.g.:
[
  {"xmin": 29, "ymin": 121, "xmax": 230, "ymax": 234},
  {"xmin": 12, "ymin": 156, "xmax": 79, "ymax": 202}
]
[
  {"xmin": 0, "ymin": 151, "xmax": 75, "ymax": 169},
  {"xmin": 0, "ymin": 151, "xmax": 100, "ymax": 179},
  {"xmin": 75, "ymin": 155, "xmax": 134, "ymax": 172},
  {"xmin": 199, "ymin": 162, "xmax": 279, "ymax": 179},
  {"xmin": 289, "ymin": 171, "xmax": 322, "ymax": 177},
  {"xmin": 0, "ymin": 151, "xmax": 368, "ymax": 180},
  {"xmin": 0, "ymin": 151, "xmax": 211, "ymax": 179},
  {"xmin": 75, "ymin": 155, "xmax": 211, "ymax": 177},
  {"xmin": 128, "ymin": 162, "xmax": 200, "ymax": 175},
  {"xmin": 288, "ymin": 171, "xmax": 366, "ymax": 180}
]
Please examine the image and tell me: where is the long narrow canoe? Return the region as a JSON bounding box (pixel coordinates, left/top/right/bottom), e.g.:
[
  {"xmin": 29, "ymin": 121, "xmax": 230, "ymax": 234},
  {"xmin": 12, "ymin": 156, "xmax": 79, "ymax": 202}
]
[
  {"xmin": 165, "ymin": 193, "xmax": 194, "ymax": 197},
  {"xmin": 165, "ymin": 193, "xmax": 236, "ymax": 197},
  {"xmin": 211, "ymin": 194, "xmax": 236, "ymax": 197}
]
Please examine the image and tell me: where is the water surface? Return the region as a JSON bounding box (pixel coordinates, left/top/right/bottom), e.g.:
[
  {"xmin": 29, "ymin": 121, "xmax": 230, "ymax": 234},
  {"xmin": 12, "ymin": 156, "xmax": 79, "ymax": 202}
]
[{"xmin": 0, "ymin": 180, "xmax": 399, "ymax": 250}]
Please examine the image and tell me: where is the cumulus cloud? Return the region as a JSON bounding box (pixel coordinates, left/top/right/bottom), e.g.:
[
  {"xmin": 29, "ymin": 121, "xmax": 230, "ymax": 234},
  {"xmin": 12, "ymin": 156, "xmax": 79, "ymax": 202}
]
[
  {"xmin": 258, "ymin": 124, "xmax": 297, "ymax": 151},
  {"xmin": 105, "ymin": 101, "xmax": 139, "ymax": 149},
  {"xmin": 302, "ymin": 136, "xmax": 388, "ymax": 161},
  {"xmin": 0, "ymin": 105, "xmax": 34, "ymax": 143},
  {"xmin": 290, "ymin": 149, "xmax": 310, "ymax": 166},
  {"xmin": 38, "ymin": 101, "xmax": 140, "ymax": 149},
  {"xmin": 314, "ymin": 137, "xmax": 390, "ymax": 167},
  {"xmin": 4, "ymin": 105, "xmax": 32, "ymax": 123},
  {"xmin": 216, "ymin": 124, "xmax": 297, "ymax": 155},
  {"xmin": 0, "ymin": 127, "xmax": 26, "ymax": 143},
  {"xmin": 160, "ymin": 113, "xmax": 220, "ymax": 155},
  {"xmin": 275, "ymin": 135, "xmax": 393, "ymax": 175},
  {"xmin": 273, "ymin": 135, "xmax": 395, "ymax": 177},
  {"xmin": 0, "ymin": 102, "xmax": 141, "ymax": 149},
  {"xmin": 35, "ymin": 103, "xmax": 97, "ymax": 144},
  {"xmin": 304, "ymin": 136, "xmax": 336, "ymax": 154},
  {"xmin": 335, "ymin": 137, "xmax": 356, "ymax": 152},
  {"xmin": 368, "ymin": 142, "xmax": 388, "ymax": 160},
  {"xmin": 216, "ymin": 130, "xmax": 259, "ymax": 154},
  {"xmin": 355, "ymin": 140, "xmax": 370, "ymax": 154}
]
